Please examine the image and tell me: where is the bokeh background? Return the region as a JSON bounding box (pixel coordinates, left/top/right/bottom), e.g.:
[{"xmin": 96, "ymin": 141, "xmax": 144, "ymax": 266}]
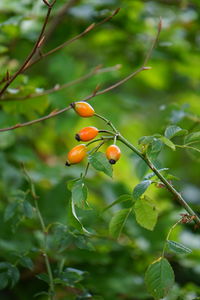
[{"xmin": 0, "ymin": 0, "xmax": 200, "ymax": 299}]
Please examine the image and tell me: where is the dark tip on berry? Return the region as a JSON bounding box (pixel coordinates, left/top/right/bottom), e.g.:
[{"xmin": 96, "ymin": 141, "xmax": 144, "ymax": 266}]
[
  {"xmin": 70, "ymin": 102, "xmax": 75, "ymax": 109},
  {"xmin": 65, "ymin": 161, "xmax": 71, "ymax": 166},
  {"xmin": 75, "ymin": 134, "xmax": 81, "ymax": 141},
  {"xmin": 109, "ymin": 159, "xmax": 116, "ymax": 165}
]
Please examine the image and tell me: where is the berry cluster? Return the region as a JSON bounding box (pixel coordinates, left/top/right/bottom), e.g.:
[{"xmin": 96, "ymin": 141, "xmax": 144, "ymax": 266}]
[{"xmin": 65, "ymin": 101, "xmax": 121, "ymax": 166}]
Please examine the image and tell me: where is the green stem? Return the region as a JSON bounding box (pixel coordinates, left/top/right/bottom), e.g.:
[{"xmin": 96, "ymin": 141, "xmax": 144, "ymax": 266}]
[
  {"xmin": 118, "ymin": 134, "xmax": 200, "ymax": 225},
  {"xmin": 86, "ymin": 136, "xmax": 113, "ymax": 147},
  {"xmin": 94, "ymin": 113, "xmax": 118, "ymax": 133},
  {"xmin": 162, "ymin": 220, "xmax": 181, "ymax": 257},
  {"xmin": 22, "ymin": 165, "xmax": 56, "ymax": 300},
  {"xmin": 176, "ymin": 144, "xmax": 200, "ymax": 153}
]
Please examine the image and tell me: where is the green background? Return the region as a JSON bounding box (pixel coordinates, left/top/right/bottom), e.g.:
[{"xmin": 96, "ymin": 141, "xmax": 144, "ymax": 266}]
[{"xmin": 0, "ymin": 0, "xmax": 200, "ymax": 299}]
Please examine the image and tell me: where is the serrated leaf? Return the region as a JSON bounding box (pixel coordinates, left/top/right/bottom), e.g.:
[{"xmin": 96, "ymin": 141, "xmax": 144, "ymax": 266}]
[
  {"xmin": 8, "ymin": 265, "xmax": 20, "ymax": 288},
  {"xmin": 134, "ymin": 196, "xmax": 158, "ymax": 231},
  {"xmin": 88, "ymin": 152, "xmax": 112, "ymax": 177},
  {"xmin": 103, "ymin": 194, "xmax": 133, "ymax": 212},
  {"xmin": 167, "ymin": 240, "xmax": 192, "ymax": 254},
  {"xmin": 145, "ymin": 257, "xmax": 175, "ymax": 299},
  {"xmin": 109, "ymin": 208, "xmax": 131, "ymax": 238},
  {"xmin": 72, "ymin": 179, "xmax": 88, "ymax": 209},
  {"xmin": 19, "ymin": 257, "xmax": 34, "ymax": 270},
  {"xmin": 184, "ymin": 131, "xmax": 200, "ymax": 145},
  {"xmin": 135, "ymin": 158, "xmax": 149, "ymax": 180},
  {"xmin": 144, "ymin": 168, "xmax": 169, "ymax": 180},
  {"xmin": 23, "ymin": 200, "xmax": 34, "ymax": 218},
  {"xmin": 67, "ymin": 178, "xmax": 80, "ymax": 191},
  {"xmin": 160, "ymin": 136, "xmax": 176, "ymax": 150},
  {"xmin": 36, "ymin": 273, "xmax": 49, "ymax": 284},
  {"xmin": 138, "ymin": 135, "xmax": 155, "ymax": 145},
  {"xmin": 133, "ymin": 180, "xmax": 152, "ymax": 200},
  {"xmin": 4, "ymin": 202, "xmax": 18, "ymax": 221},
  {"xmin": 165, "ymin": 125, "xmax": 188, "ymax": 139}
]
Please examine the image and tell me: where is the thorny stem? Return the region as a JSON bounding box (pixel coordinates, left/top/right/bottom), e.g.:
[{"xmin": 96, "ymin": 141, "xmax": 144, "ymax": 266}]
[
  {"xmin": 92, "ymin": 114, "xmax": 200, "ymax": 226},
  {"xmin": 117, "ymin": 134, "xmax": 200, "ymax": 226},
  {"xmin": 94, "ymin": 113, "xmax": 118, "ymax": 133},
  {"xmin": 22, "ymin": 165, "xmax": 56, "ymax": 300}
]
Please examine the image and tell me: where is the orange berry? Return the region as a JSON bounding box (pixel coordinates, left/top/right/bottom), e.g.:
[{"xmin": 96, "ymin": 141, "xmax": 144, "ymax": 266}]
[
  {"xmin": 71, "ymin": 101, "xmax": 95, "ymax": 118},
  {"xmin": 106, "ymin": 145, "xmax": 121, "ymax": 164},
  {"xmin": 65, "ymin": 144, "xmax": 87, "ymax": 166},
  {"xmin": 75, "ymin": 126, "xmax": 98, "ymax": 142}
]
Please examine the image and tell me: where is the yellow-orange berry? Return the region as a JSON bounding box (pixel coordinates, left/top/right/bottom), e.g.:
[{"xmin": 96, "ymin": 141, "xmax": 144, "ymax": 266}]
[
  {"xmin": 75, "ymin": 126, "xmax": 98, "ymax": 142},
  {"xmin": 106, "ymin": 145, "xmax": 121, "ymax": 164},
  {"xmin": 71, "ymin": 101, "xmax": 95, "ymax": 117},
  {"xmin": 65, "ymin": 144, "xmax": 87, "ymax": 166}
]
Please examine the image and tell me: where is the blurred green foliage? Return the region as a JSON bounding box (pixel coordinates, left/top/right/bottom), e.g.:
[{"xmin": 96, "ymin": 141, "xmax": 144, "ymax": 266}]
[{"xmin": 0, "ymin": 0, "xmax": 200, "ymax": 299}]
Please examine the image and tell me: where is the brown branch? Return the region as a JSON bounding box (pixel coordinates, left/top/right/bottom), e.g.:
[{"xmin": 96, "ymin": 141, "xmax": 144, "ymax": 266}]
[
  {"xmin": 44, "ymin": 0, "xmax": 80, "ymax": 43},
  {"xmin": 0, "ymin": 7, "xmax": 120, "ymax": 87},
  {"xmin": 0, "ymin": 19, "xmax": 161, "ymax": 133},
  {"xmin": 0, "ymin": 1, "xmax": 57, "ymax": 98},
  {"xmin": 17, "ymin": 8, "xmax": 120, "ymax": 73},
  {"xmin": 1, "ymin": 65, "xmax": 121, "ymax": 102}
]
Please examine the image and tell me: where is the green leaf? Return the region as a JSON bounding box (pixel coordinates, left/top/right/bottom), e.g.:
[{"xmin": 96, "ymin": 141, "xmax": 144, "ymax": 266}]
[
  {"xmin": 19, "ymin": 257, "xmax": 34, "ymax": 270},
  {"xmin": 133, "ymin": 180, "xmax": 152, "ymax": 200},
  {"xmin": 67, "ymin": 199, "xmax": 89, "ymax": 234},
  {"xmin": 103, "ymin": 194, "xmax": 133, "ymax": 212},
  {"xmin": 184, "ymin": 131, "xmax": 200, "ymax": 145},
  {"xmin": 109, "ymin": 209, "xmax": 131, "ymax": 238},
  {"xmin": 8, "ymin": 265, "xmax": 20, "ymax": 288},
  {"xmin": 145, "ymin": 257, "xmax": 175, "ymax": 299},
  {"xmin": 0, "ymin": 273, "xmax": 8, "ymax": 290},
  {"xmin": 167, "ymin": 240, "xmax": 192, "ymax": 255},
  {"xmin": 160, "ymin": 136, "xmax": 176, "ymax": 151},
  {"xmin": 23, "ymin": 200, "xmax": 34, "ymax": 218},
  {"xmin": 134, "ymin": 196, "xmax": 158, "ymax": 230},
  {"xmin": 165, "ymin": 125, "xmax": 188, "ymax": 139},
  {"xmin": 4, "ymin": 202, "xmax": 18, "ymax": 221},
  {"xmin": 88, "ymin": 152, "xmax": 112, "ymax": 177},
  {"xmin": 36, "ymin": 273, "xmax": 50, "ymax": 284},
  {"xmin": 67, "ymin": 178, "xmax": 80, "ymax": 191},
  {"xmin": 135, "ymin": 158, "xmax": 149, "ymax": 180},
  {"xmin": 72, "ymin": 179, "xmax": 88, "ymax": 209},
  {"xmin": 144, "ymin": 168, "xmax": 169, "ymax": 180}
]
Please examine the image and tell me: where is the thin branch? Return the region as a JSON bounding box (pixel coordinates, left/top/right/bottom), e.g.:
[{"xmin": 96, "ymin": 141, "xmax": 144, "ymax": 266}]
[
  {"xmin": 0, "ymin": 19, "xmax": 161, "ymax": 133},
  {"xmin": 0, "ymin": 8, "xmax": 120, "ymax": 87},
  {"xmin": 21, "ymin": 8, "xmax": 120, "ymax": 73},
  {"xmin": 1, "ymin": 64, "xmax": 121, "ymax": 102},
  {"xmin": 44, "ymin": 0, "xmax": 80, "ymax": 43},
  {"xmin": 0, "ymin": 1, "xmax": 57, "ymax": 98}
]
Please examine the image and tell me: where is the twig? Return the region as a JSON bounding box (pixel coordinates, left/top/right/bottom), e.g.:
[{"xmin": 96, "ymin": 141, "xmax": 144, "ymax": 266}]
[
  {"xmin": 0, "ymin": 19, "xmax": 161, "ymax": 133},
  {"xmin": 1, "ymin": 65, "xmax": 121, "ymax": 102},
  {"xmin": 0, "ymin": 1, "xmax": 57, "ymax": 98},
  {"xmin": 0, "ymin": 8, "xmax": 120, "ymax": 88},
  {"xmin": 43, "ymin": 0, "xmax": 80, "ymax": 43},
  {"xmin": 21, "ymin": 8, "xmax": 120, "ymax": 73}
]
